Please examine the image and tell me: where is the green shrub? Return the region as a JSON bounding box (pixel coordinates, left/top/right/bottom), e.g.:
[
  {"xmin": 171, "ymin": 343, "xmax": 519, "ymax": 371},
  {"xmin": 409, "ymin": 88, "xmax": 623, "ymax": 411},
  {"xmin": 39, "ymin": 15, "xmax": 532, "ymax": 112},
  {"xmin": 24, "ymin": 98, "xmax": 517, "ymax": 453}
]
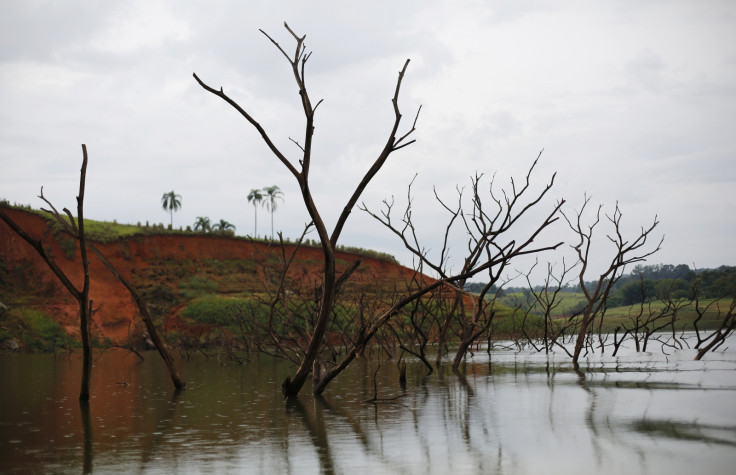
[
  {"xmin": 183, "ymin": 296, "xmax": 247, "ymax": 325},
  {"xmin": 179, "ymin": 276, "xmax": 218, "ymax": 298},
  {"xmin": 182, "ymin": 296, "xmax": 273, "ymax": 334},
  {"xmin": 14, "ymin": 309, "xmax": 74, "ymax": 352},
  {"xmin": 58, "ymin": 236, "xmax": 76, "ymax": 259}
]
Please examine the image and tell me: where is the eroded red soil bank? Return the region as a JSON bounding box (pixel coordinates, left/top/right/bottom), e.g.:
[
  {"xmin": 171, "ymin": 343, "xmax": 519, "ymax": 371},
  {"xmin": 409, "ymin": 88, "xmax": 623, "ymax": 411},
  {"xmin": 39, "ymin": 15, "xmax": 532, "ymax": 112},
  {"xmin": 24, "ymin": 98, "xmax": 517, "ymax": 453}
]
[{"xmin": 0, "ymin": 207, "xmax": 429, "ymax": 345}]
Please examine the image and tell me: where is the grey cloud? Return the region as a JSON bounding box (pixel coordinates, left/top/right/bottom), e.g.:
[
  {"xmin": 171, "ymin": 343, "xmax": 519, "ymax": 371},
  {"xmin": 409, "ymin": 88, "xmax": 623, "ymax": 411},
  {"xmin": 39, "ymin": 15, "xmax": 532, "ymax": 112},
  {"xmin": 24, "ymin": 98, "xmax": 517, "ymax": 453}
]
[
  {"xmin": 2, "ymin": 0, "xmax": 735, "ymax": 275},
  {"xmin": 0, "ymin": 1, "xmax": 112, "ymax": 62},
  {"xmin": 625, "ymin": 48, "xmax": 667, "ymax": 93}
]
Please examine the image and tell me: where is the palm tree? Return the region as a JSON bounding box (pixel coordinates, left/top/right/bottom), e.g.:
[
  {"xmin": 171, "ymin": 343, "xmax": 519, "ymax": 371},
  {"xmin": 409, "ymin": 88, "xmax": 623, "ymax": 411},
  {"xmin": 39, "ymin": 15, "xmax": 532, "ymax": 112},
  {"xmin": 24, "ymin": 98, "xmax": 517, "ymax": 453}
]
[
  {"xmin": 193, "ymin": 216, "xmax": 211, "ymax": 232},
  {"xmin": 247, "ymin": 188, "xmax": 264, "ymax": 237},
  {"xmin": 161, "ymin": 191, "xmax": 182, "ymax": 228},
  {"xmin": 212, "ymin": 219, "xmax": 235, "ymax": 232},
  {"xmin": 262, "ymin": 185, "xmax": 284, "ymax": 240}
]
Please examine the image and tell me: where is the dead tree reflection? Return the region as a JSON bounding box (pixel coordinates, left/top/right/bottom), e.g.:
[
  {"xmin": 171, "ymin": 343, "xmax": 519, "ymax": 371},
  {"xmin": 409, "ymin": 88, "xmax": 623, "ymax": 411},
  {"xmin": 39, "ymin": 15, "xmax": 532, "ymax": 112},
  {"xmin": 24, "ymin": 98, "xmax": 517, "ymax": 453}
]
[
  {"xmin": 80, "ymin": 402, "xmax": 93, "ymax": 474},
  {"xmin": 285, "ymin": 397, "xmax": 337, "ymax": 475}
]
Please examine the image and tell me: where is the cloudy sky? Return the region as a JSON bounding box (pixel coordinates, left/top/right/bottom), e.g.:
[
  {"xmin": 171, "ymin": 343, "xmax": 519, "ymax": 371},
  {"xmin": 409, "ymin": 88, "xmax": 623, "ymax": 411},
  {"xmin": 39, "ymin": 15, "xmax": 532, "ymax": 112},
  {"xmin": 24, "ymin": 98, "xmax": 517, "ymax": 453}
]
[{"xmin": 2, "ymin": 0, "xmax": 735, "ymax": 283}]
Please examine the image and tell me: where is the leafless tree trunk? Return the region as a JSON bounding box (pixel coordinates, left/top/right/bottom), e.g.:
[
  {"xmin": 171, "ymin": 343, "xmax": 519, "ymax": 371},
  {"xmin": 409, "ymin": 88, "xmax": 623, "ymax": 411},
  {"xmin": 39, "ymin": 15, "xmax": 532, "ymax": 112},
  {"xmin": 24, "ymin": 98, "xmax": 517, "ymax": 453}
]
[
  {"xmin": 245, "ymin": 226, "xmax": 371, "ymax": 367},
  {"xmin": 194, "ymin": 24, "xmax": 419, "ymax": 396},
  {"xmin": 562, "ymin": 197, "xmax": 662, "ymax": 369},
  {"xmin": 0, "ymin": 145, "xmax": 93, "ymax": 402},
  {"xmin": 311, "ymin": 269, "xmax": 481, "ymax": 395},
  {"xmin": 83, "ymin": 242, "xmax": 185, "ymax": 389}
]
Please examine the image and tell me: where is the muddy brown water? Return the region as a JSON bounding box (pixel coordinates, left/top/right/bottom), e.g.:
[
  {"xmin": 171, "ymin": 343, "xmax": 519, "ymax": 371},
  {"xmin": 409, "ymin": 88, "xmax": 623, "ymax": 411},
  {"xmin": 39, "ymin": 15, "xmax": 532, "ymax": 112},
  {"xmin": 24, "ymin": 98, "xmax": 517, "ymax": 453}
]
[{"xmin": 1, "ymin": 336, "xmax": 735, "ymax": 474}]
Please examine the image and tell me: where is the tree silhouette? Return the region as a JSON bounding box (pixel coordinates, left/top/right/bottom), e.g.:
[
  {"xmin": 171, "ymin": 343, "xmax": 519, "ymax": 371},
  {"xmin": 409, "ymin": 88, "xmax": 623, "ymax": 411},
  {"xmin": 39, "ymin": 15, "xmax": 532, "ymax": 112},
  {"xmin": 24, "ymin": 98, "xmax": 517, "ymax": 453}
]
[
  {"xmin": 161, "ymin": 190, "xmax": 182, "ymax": 227},
  {"xmin": 247, "ymin": 188, "xmax": 264, "ymax": 237},
  {"xmin": 193, "ymin": 216, "xmax": 211, "ymax": 232},
  {"xmin": 213, "ymin": 219, "xmax": 235, "ymax": 232},
  {"xmin": 262, "ymin": 185, "xmax": 283, "ymax": 240},
  {"xmin": 194, "ymin": 24, "xmax": 421, "ymax": 396}
]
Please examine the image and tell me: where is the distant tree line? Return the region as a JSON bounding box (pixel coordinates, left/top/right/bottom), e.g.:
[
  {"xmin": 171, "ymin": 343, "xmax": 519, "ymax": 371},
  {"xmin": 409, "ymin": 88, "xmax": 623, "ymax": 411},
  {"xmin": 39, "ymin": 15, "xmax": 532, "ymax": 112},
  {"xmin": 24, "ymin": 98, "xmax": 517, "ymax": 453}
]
[
  {"xmin": 464, "ymin": 282, "xmax": 504, "ymax": 296},
  {"xmin": 485, "ymin": 263, "xmax": 736, "ymax": 305}
]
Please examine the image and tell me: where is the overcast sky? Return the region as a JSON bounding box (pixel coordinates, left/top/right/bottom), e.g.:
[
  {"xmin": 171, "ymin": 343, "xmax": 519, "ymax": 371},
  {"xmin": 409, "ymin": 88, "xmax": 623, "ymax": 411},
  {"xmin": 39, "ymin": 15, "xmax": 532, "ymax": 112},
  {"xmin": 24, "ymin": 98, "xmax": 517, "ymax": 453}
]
[{"xmin": 2, "ymin": 0, "xmax": 735, "ymax": 284}]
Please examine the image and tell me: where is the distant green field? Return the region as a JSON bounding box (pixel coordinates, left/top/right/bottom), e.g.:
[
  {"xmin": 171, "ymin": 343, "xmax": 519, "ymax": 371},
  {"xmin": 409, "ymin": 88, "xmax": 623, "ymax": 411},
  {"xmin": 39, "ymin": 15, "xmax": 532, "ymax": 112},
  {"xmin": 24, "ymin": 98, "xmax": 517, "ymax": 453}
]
[
  {"xmin": 499, "ymin": 291, "xmax": 730, "ymax": 332},
  {"xmin": 601, "ymin": 298, "xmax": 729, "ymax": 331},
  {"xmin": 500, "ymin": 291, "xmax": 588, "ymax": 316}
]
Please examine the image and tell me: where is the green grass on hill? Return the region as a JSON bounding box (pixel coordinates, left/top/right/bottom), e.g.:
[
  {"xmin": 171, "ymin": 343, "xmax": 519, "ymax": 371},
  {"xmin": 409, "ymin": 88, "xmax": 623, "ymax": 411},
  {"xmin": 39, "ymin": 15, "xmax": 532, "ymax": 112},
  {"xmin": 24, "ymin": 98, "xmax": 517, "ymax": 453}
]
[
  {"xmin": 501, "ymin": 291, "xmax": 588, "ymax": 316},
  {"xmin": 0, "ymin": 308, "xmax": 78, "ymax": 352},
  {"xmin": 2, "ymin": 202, "xmax": 399, "ymax": 263}
]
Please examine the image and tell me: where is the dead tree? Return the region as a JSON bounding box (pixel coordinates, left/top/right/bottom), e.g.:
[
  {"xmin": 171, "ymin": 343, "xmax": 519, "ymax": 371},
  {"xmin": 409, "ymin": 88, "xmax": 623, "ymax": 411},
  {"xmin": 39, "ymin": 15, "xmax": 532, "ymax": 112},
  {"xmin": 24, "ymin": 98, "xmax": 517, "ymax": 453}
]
[
  {"xmin": 363, "ymin": 154, "xmax": 564, "ymax": 371},
  {"xmin": 256, "ymin": 228, "xmax": 317, "ymax": 365},
  {"xmin": 195, "ymin": 25, "xmax": 565, "ymax": 393},
  {"xmin": 22, "ymin": 152, "xmax": 187, "ymax": 389},
  {"xmin": 0, "ymin": 145, "xmax": 93, "ymax": 402},
  {"xmin": 245, "ymin": 226, "xmax": 370, "ymax": 368},
  {"xmin": 306, "ymin": 177, "xmax": 563, "ymax": 394},
  {"xmin": 3, "ymin": 145, "xmax": 186, "ymax": 390},
  {"xmin": 311, "ymin": 263, "xmax": 501, "ymax": 394},
  {"xmin": 386, "ymin": 271, "xmax": 437, "ymax": 375},
  {"xmin": 194, "ymin": 24, "xmax": 420, "ymax": 397},
  {"xmin": 562, "ymin": 197, "xmax": 662, "ymax": 369},
  {"xmin": 523, "ymin": 259, "xmax": 578, "ymax": 353},
  {"xmin": 613, "ymin": 275, "xmax": 686, "ymax": 355},
  {"xmin": 692, "ymin": 287, "xmax": 736, "ymax": 360},
  {"xmin": 82, "ymin": 244, "xmax": 185, "ymax": 388}
]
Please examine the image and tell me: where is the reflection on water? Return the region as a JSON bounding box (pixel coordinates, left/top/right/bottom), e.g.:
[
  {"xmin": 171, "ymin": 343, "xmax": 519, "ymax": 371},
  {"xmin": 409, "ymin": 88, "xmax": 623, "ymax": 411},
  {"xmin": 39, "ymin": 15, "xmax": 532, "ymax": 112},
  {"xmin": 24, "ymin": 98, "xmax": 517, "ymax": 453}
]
[{"xmin": 1, "ymin": 339, "xmax": 735, "ymax": 474}]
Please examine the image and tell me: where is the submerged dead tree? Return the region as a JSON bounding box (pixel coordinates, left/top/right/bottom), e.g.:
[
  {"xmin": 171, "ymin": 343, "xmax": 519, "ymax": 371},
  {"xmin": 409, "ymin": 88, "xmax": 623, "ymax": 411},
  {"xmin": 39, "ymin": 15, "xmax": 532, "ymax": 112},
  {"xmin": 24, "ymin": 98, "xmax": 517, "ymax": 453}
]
[
  {"xmin": 83, "ymin": 244, "xmax": 185, "ymax": 389},
  {"xmin": 562, "ymin": 197, "xmax": 662, "ymax": 369},
  {"xmin": 614, "ymin": 276, "xmax": 687, "ymax": 354},
  {"xmin": 0, "ymin": 144, "xmax": 93, "ymax": 402},
  {"xmin": 363, "ymin": 154, "xmax": 564, "ymax": 371},
  {"xmin": 451, "ymin": 164, "xmax": 563, "ymax": 369},
  {"xmin": 195, "ymin": 24, "xmax": 569, "ymax": 393},
  {"xmin": 36, "ymin": 153, "xmax": 185, "ymax": 390},
  {"xmin": 1, "ymin": 146, "xmax": 185, "ymax": 390},
  {"xmin": 195, "ymin": 23, "xmax": 421, "ymax": 397},
  {"xmin": 522, "ymin": 259, "xmax": 580, "ymax": 354},
  {"xmin": 692, "ymin": 286, "xmax": 736, "ymax": 360}
]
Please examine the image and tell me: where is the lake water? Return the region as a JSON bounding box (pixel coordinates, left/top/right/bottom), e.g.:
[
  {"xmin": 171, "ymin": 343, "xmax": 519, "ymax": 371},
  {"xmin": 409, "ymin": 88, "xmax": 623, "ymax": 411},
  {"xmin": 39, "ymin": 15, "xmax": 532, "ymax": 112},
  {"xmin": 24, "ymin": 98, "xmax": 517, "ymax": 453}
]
[{"xmin": 1, "ymin": 337, "xmax": 735, "ymax": 474}]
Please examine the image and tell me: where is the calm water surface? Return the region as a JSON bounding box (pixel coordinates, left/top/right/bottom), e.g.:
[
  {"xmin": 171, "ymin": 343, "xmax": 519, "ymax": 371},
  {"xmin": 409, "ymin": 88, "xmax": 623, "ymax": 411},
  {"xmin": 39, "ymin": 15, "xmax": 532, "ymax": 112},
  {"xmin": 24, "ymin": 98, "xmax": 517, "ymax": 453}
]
[{"xmin": 1, "ymin": 338, "xmax": 735, "ymax": 474}]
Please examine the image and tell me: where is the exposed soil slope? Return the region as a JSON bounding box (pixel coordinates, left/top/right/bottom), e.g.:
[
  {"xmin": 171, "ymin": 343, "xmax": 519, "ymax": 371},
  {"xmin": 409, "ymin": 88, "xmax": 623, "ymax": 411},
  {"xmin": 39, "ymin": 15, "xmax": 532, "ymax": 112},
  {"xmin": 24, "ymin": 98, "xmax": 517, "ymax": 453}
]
[{"xmin": 0, "ymin": 207, "xmax": 431, "ymax": 346}]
